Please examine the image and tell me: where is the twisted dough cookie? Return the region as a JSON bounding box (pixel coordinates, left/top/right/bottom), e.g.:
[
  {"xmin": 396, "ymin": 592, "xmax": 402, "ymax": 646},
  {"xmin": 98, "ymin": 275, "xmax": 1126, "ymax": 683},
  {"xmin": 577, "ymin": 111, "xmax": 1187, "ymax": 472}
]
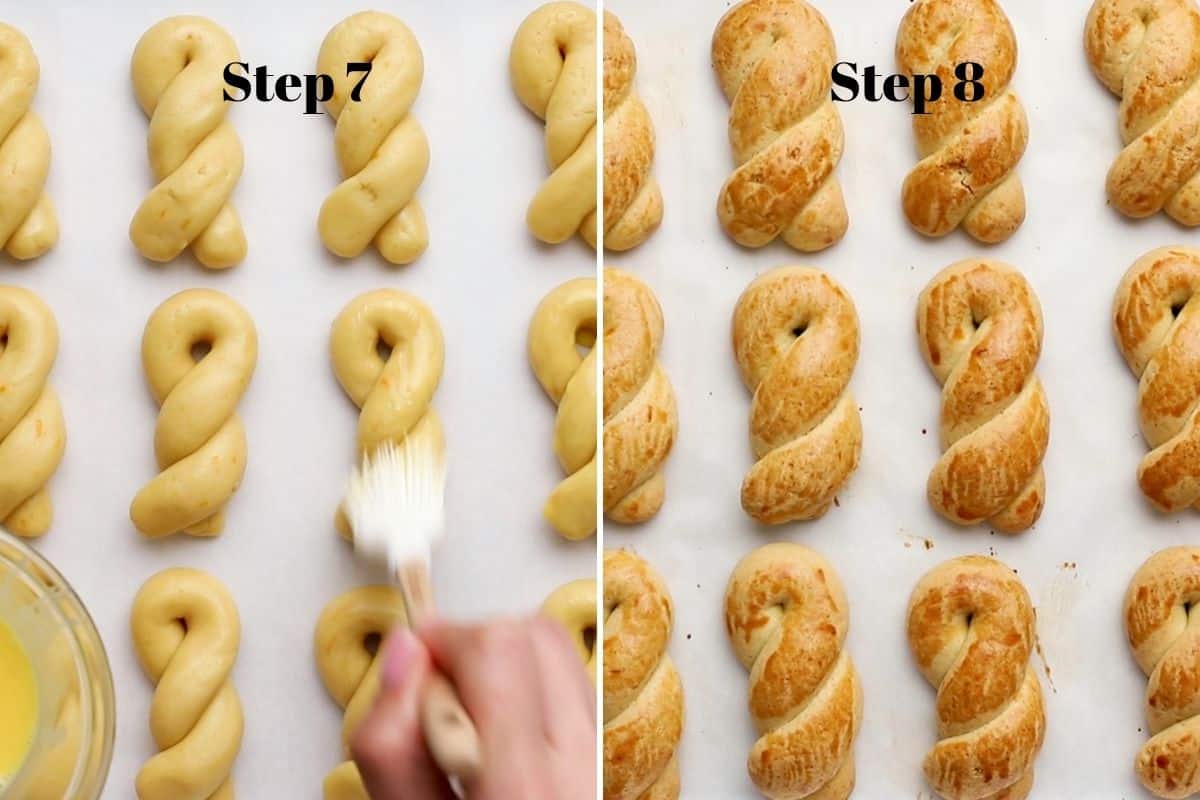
[
  {"xmin": 332, "ymin": 289, "xmax": 443, "ymax": 538},
  {"xmin": 604, "ymin": 268, "xmax": 676, "ymax": 525},
  {"xmin": 601, "ymin": 12, "xmax": 662, "ymax": 252},
  {"xmin": 318, "ymin": 12, "xmax": 429, "ymax": 265},
  {"xmin": 897, "ymin": 0, "xmax": 1028, "ymax": 242},
  {"xmin": 510, "ymin": 2, "xmax": 598, "ymax": 245},
  {"xmin": 712, "ymin": 0, "xmax": 847, "ymax": 252},
  {"xmin": 529, "ymin": 277, "xmax": 597, "ymax": 540},
  {"xmin": 315, "ymin": 585, "xmax": 405, "ymax": 800},
  {"xmin": 0, "ymin": 24, "xmax": 56, "ymax": 260},
  {"xmin": 732, "ymin": 266, "xmax": 861, "ymax": 524},
  {"xmin": 603, "ymin": 549, "xmax": 683, "ymax": 800},
  {"xmin": 725, "ymin": 543, "xmax": 862, "ymax": 799},
  {"xmin": 131, "ymin": 568, "xmax": 243, "ymax": 800},
  {"xmin": 542, "ymin": 578, "xmax": 598, "ymax": 680},
  {"xmin": 917, "ymin": 260, "xmax": 1048, "ymax": 533},
  {"xmin": 130, "ymin": 17, "xmax": 246, "ymax": 269},
  {"xmin": 130, "ymin": 289, "xmax": 257, "ymax": 538},
  {"xmin": 0, "ymin": 287, "xmax": 65, "ymax": 537},
  {"xmin": 1114, "ymin": 246, "xmax": 1200, "ymax": 512},
  {"xmin": 1086, "ymin": 0, "xmax": 1200, "ymax": 225},
  {"xmin": 907, "ymin": 556, "xmax": 1046, "ymax": 800},
  {"xmin": 1126, "ymin": 547, "xmax": 1200, "ymax": 798}
]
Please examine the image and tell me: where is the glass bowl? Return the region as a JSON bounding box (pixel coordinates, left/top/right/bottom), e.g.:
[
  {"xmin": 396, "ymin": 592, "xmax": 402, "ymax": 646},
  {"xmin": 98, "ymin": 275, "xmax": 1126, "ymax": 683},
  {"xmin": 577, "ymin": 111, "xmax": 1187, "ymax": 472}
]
[{"xmin": 0, "ymin": 529, "xmax": 115, "ymax": 799}]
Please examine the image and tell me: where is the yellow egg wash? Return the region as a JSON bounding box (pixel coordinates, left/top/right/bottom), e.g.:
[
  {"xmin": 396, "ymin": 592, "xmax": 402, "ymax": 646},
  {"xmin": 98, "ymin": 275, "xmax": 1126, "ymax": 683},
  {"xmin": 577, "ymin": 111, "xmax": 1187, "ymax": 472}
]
[{"xmin": 0, "ymin": 617, "xmax": 37, "ymax": 784}]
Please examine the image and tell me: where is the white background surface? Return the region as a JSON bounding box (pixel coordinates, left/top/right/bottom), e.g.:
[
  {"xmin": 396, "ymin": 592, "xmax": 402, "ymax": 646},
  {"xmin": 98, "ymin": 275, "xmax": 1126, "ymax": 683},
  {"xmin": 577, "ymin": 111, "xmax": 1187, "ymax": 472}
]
[
  {"xmin": 607, "ymin": 0, "xmax": 1194, "ymax": 798},
  {"xmin": 1, "ymin": 0, "xmax": 595, "ymax": 796}
]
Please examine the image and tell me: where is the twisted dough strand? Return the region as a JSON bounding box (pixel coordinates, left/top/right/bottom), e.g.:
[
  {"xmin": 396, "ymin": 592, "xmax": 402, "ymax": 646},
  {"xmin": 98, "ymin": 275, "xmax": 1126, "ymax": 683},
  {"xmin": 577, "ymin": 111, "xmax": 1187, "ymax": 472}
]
[
  {"xmin": 907, "ymin": 556, "xmax": 1046, "ymax": 800},
  {"xmin": 131, "ymin": 290, "xmax": 257, "ymax": 538},
  {"xmin": 130, "ymin": 16, "xmax": 246, "ymax": 269},
  {"xmin": 510, "ymin": 2, "xmax": 599, "ymax": 245},
  {"xmin": 0, "ymin": 24, "xmax": 57, "ymax": 260},
  {"xmin": 331, "ymin": 289, "xmax": 443, "ymax": 538},
  {"xmin": 897, "ymin": 0, "xmax": 1028, "ymax": 242},
  {"xmin": 1125, "ymin": 547, "xmax": 1200, "ymax": 798},
  {"xmin": 131, "ymin": 568, "xmax": 242, "ymax": 800},
  {"xmin": 732, "ymin": 266, "xmax": 861, "ymax": 524},
  {"xmin": 530, "ymin": 277, "xmax": 597, "ymax": 540},
  {"xmin": 318, "ymin": 12, "xmax": 429, "ymax": 265},
  {"xmin": 712, "ymin": 0, "xmax": 848, "ymax": 252},
  {"xmin": 725, "ymin": 543, "xmax": 862, "ymax": 799},
  {"xmin": 0, "ymin": 286, "xmax": 65, "ymax": 537},
  {"xmin": 604, "ymin": 268, "xmax": 676, "ymax": 525},
  {"xmin": 1086, "ymin": 0, "xmax": 1200, "ymax": 225},
  {"xmin": 603, "ymin": 549, "xmax": 683, "ymax": 800},
  {"xmin": 917, "ymin": 260, "xmax": 1048, "ymax": 533},
  {"xmin": 598, "ymin": 12, "xmax": 662, "ymax": 252},
  {"xmin": 315, "ymin": 585, "xmax": 406, "ymax": 800},
  {"xmin": 1114, "ymin": 246, "xmax": 1200, "ymax": 512},
  {"xmin": 542, "ymin": 578, "xmax": 598, "ymax": 681}
]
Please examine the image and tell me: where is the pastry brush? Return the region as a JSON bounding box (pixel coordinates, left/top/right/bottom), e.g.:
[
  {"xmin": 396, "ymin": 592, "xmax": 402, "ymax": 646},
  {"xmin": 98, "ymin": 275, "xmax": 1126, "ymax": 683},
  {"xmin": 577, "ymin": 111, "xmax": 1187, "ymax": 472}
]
[{"xmin": 344, "ymin": 436, "xmax": 482, "ymax": 783}]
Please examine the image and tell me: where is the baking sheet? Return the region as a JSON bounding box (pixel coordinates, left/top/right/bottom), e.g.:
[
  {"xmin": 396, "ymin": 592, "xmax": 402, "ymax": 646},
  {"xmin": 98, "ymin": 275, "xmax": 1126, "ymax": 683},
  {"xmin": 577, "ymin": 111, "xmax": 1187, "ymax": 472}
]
[
  {"xmin": 0, "ymin": 0, "xmax": 595, "ymax": 796},
  {"xmin": 605, "ymin": 0, "xmax": 1187, "ymax": 797}
]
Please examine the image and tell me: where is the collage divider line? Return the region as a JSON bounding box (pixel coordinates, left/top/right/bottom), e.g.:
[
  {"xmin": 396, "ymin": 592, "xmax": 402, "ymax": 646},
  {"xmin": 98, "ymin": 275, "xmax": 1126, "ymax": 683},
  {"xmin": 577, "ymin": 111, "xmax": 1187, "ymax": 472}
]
[{"xmin": 593, "ymin": 2, "xmax": 606, "ymax": 797}]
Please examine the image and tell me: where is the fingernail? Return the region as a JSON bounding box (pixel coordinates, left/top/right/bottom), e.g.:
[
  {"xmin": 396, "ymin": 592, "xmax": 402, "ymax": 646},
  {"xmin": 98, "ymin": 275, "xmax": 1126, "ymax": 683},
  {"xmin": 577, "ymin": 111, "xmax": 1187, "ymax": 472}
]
[{"xmin": 381, "ymin": 628, "xmax": 419, "ymax": 691}]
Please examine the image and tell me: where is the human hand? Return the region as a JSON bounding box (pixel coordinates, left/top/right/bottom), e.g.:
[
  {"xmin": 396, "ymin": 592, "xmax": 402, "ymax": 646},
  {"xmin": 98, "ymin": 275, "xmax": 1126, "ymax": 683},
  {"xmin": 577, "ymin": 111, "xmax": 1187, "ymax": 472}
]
[{"xmin": 351, "ymin": 615, "xmax": 596, "ymax": 800}]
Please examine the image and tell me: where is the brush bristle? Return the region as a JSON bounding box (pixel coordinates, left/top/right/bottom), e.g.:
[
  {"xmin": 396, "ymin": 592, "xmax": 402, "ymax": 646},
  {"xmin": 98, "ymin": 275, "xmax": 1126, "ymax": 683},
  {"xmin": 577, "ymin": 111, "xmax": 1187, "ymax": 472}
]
[{"xmin": 344, "ymin": 436, "xmax": 446, "ymax": 574}]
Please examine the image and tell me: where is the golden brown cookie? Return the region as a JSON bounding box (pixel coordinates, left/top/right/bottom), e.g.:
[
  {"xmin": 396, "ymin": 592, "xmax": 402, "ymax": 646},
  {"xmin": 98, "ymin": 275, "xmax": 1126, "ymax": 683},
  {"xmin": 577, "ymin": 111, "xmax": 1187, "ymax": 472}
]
[
  {"xmin": 1125, "ymin": 547, "xmax": 1200, "ymax": 798},
  {"xmin": 712, "ymin": 0, "xmax": 847, "ymax": 251},
  {"xmin": 1113, "ymin": 246, "xmax": 1200, "ymax": 512},
  {"xmin": 732, "ymin": 266, "xmax": 861, "ymax": 524},
  {"xmin": 603, "ymin": 268, "xmax": 676, "ymax": 525},
  {"xmin": 603, "ymin": 549, "xmax": 683, "ymax": 800},
  {"xmin": 907, "ymin": 556, "xmax": 1045, "ymax": 800},
  {"xmin": 725, "ymin": 543, "xmax": 862, "ymax": 799},
  {"xmin": 917, "ymin": 260, "xmax": 1048, "ymax": 533},
  {"xmin": 1086, "ymin": 0, "xmax": 1200, "ymax": 225},
  {"xmin": 896, "ymin": 0, "xmax": 1028, "ymax": 242},
  {"xmin": 597, "ymin": 12, "xmax": 662, "ymax": 251}
]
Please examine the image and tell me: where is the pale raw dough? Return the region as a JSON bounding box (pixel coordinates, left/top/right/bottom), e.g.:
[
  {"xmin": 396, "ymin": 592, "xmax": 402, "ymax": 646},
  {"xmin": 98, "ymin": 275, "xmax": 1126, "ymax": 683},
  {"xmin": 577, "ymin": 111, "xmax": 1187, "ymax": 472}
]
[
  {"xmin": 0, "ymin": 286, "xmax": 65, "ymax": 538},
  {"xmin": 130, "ymin": 289, "xmax": 257, "ymax": 538},
  {"xmin": 330, "ymin": 289, "xmax": 444, "ymax": 538},
  {"xmin": 314, "ymin": 585, "xmax": 406, "ymax": 800},
  {"xmin": 318, "ymin": 11, "xmax": 429, "ymax": 265},
  {"xmin": 541, "ymin": 578, "xmax": 597, "ymax": 680},
  {"xmin": 129, "ymin": 16, "xmax": 246, "ymax": 269},
  {"xmin": 0, "ymin": 23, "xmax": 57, "ymax": 260},
  {"xmin": 510, "ymin": 2, "xmax": 598, "ymax": 246},
  {"xmin": 131, "ymin": 567, "xmax": 243, "ymax": 800},
  {"xmin": 528, "ymin": 277, "xmax": 597, "ymax": 540}
]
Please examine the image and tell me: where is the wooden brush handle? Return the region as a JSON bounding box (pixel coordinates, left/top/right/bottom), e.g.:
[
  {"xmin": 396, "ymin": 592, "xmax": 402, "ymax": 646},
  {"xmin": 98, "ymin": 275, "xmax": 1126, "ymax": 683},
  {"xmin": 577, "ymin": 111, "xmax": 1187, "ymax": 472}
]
[{"xmin": 398, "ymin": 562, "xmax": 483, "ymax": 784}]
